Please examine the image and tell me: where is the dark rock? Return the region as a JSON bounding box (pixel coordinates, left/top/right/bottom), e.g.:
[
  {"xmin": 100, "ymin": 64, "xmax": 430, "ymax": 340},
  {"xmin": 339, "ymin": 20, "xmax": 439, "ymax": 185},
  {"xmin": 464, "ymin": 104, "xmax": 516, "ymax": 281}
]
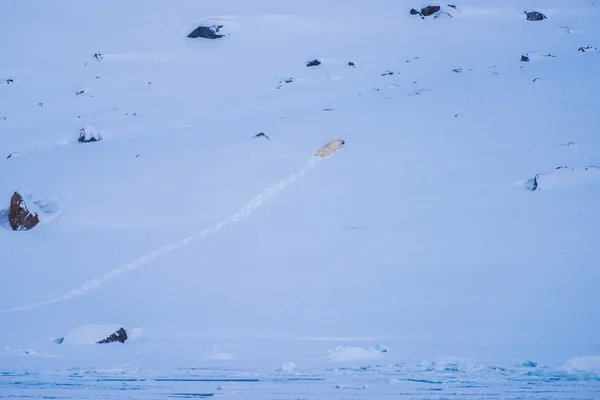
[
  {"xmin": 381, "ymin": 71, "xmax": 394, "ymax": 76},
  {"xmin": 525, "ymin": 11, "xmax": 546, "ymax": 21},
  {"xmin": 521, "ymin": 55, "xmax": 530, "ymax": 62},
  {"xmin": 7, "ymin": 152, "xmax": 16, "ymax": 159},
  {"xmin": 97, "ymin": 327, "xmax": 128, "ymax": 344},
  {"xmin": 8, "ymin": 192, "xmax": 40, "ymax": 231},
  {"xmin": 6, "ymin": 79, "xmax": 14, "ymax": 84},
  {"xmin": 76, "ymin": 90, "xmax": 85, "ymax": 96},
  {"xmin": 306, "ymin": 59, "xmax": 321, "ymax": 67},
  {"xmin": 348, "ymin": 61, "xmax": 355, "ymax": 67},
  {"xmin": 421, "ymin": 5, "xmax": 441, "ymax": 16},
  {"xmin": 94, "ymin": 53, "xmax": 103, "ymax": 61},
  {"xmin": 410, "ymin": 8, "xmax": 421, "ymax": 15},
  {"xmin": 253, "ymin": 132, "xmax": 269, "ymax": 139},
  {"xmin": 530, "ymin": 175, "xmax": 538, "ymax": 191},
  {"xmin": 448, "ymin": 4, "xmax": 457, "ymax": 9},
  {"xmin": 532, "ymin": 77, "xmax": 541, "ymax": 83},
  {"xmin": 452, "ymin": 68, "xmax": 463, "ymax": 73},
  {"xmin": 52, "ymin": 337, "xmax": 64, "ymax": 345},
  {"xmin": 187, "ymin": 25, "xmax": 224, "ymax": 39},
  {"xmin": 277, "ymin": 78, "xmax": 296, "ymax": 89},
  {"xmin": 78, "ymin": 127, "xmax": 102, "ymax": 143},
  {"xmin": 578, "ymin": 46, "xmax": 597, "ymax": 52}
]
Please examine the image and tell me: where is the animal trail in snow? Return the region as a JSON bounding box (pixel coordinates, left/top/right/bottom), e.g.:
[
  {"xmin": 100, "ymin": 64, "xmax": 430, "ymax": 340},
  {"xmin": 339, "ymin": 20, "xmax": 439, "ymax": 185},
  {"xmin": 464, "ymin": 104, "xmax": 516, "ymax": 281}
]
[{"xmin": 0, "ymin": 156, "xmax": 326, "ymax": 314}]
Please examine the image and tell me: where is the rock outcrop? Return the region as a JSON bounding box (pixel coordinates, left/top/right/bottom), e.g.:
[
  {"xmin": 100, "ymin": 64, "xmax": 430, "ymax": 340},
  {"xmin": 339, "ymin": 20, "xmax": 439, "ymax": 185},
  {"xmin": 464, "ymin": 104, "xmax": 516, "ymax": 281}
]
[
  {"xmin": 78, "ymin": 126, "xmax": 102, "ymax": 143},
  {"xmin": 97, "ymin": 327, "xmax": 128, "ymax": 344},
  {"xmin": 525, "ymin": 11, "xmax": 546, "ymax": 21},
  {"xmin": 187, "ymin": 25, "xmax": 224, "ymax": 39},
  {"xmin": 315, "ymin": 139, "xmax": 345, "ymax": 158},
  {"xmin": 8, "ymin": 192, "xmax": 40, "ymax": 231},
  {"xmin": 410, "ymin": 5, "xmax": 449, "ymax": 18},
  {"xmin": 421, "ymin": 5, "xmax": 441, "ymax": 16},
  {"xmin": 306, "ymin": 59, "xmax": 321, "ymax": 67}
]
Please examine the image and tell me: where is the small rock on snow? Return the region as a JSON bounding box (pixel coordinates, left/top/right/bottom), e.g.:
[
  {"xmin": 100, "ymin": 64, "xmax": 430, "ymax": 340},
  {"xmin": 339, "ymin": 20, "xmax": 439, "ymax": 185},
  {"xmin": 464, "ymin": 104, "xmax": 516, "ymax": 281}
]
[
  {"xmin": 187, "ymin": 25, "xmax": 224, "ymax": 39},
  {"xmin": 525, "ymin": 11, "xmax": 546, "ymax": 21}
]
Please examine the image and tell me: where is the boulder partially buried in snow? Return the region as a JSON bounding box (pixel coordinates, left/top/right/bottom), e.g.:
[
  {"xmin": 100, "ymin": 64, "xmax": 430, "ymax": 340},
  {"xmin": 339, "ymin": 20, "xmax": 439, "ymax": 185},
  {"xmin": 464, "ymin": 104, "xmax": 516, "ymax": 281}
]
[
  {"xmin": 410, "ymin": 6, "xmax": 450, "ymax": 19},
  {"xmin": 421, "ymin": 5, "xmax": 441, "ymax": 16},
  {"xmin": 187, "ymin": 25, "xmax": 224, "ymax": 39},
  {"xmin": 315, "ymin": 139, "xmax": 345, "ymax": 158},
  {"xmin": 525, "ymin": 11, "xmax": 546, "ymax": 21},
  {"xmin": 61, "ymin": 324, "xmax": 141, "ymax": 345},
  {"xmin": 8, "ymin": 192, "xmax": 40, "ymax": 231},
  {"xmin": 78, "ymin": 126, "xmax": 102, "ymax": 143},
  {"xmin": 97, "ymin": 327, "xmax": 128, "ymax": 344}
]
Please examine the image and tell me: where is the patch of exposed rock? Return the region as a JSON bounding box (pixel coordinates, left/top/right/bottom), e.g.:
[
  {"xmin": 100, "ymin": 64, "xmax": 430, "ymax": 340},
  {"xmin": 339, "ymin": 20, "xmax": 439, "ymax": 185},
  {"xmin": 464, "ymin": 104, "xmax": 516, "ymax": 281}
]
[
  {"xmin": 8, "ymin": 192, "xmax": 40, "ymax": 231},
  {"xmin": 525, "ymin": 11, "xmax": 546, "ymax": 21},
  {"xmin": 422, "ymin": 5, "xmax": 441, "ymax": 16},
  {"xmin": 97, "ymin": 327, "xmax": 128, "ymax": 344},
  {"xmin": 411, "ymin": 5, "xmax": 452, "ymax": 19},
  {"xmin": 78, "ymin": 126, "xmax": 102, "ymax": 143},
  {"xmin": 188, "ymin": 25, "xmax": 224, "ymax": 39}
]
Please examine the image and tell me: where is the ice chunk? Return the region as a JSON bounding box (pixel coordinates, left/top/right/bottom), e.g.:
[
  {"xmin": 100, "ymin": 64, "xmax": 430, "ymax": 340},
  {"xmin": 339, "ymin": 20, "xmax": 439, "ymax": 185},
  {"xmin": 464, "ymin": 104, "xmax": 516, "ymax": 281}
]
[
  {"xmin": 324, "ymin": 346, "xmax": 384, "ymax": 363},
  {"xmin": 560, "ymin": 356, "xmax": 600, "ymax": 374},
  {"xmin": 278, "ymin": 362, "xmax": 298, "ymax": 371},
  {"xmin": 375, "ymin": 343, "xmax": 389, "ymax": 353}
]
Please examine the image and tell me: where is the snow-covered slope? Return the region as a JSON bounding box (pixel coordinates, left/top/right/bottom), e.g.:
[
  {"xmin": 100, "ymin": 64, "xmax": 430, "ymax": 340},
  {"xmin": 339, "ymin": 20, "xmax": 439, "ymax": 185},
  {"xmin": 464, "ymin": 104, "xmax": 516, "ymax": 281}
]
[{"xmin": 1, "ymin": 0, "xmax": 600, "ymax": 373}]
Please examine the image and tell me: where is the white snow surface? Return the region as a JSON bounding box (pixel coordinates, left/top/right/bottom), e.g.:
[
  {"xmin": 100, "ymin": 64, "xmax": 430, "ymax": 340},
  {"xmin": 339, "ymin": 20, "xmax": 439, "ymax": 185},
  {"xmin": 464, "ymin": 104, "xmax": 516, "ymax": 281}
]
[
  {"xmin": 1, "ymin": 0, "xmax": 600, "ymax": 397},
  {"xmin": 324, "ymin": 345, "xmax": 386, "ymax": 363},
  {"xmin": 560, "ymin": 355, "xmax": 600, "ymax": 374}
]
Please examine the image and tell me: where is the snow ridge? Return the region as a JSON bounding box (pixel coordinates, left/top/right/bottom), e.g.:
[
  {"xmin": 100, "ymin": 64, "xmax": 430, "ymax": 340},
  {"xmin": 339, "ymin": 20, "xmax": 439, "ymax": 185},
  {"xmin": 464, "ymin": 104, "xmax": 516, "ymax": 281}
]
[{"xmin": 0, "ymin": 156, "xmax": 324, "ymax": 314}]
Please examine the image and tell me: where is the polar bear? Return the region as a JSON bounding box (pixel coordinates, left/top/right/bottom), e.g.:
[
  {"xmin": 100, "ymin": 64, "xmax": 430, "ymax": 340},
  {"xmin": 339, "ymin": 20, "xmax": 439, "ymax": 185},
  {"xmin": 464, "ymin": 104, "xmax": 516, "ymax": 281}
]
[{"xmin": 314, "ymin": 138, "xmax": 345, "ymax": 157}]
